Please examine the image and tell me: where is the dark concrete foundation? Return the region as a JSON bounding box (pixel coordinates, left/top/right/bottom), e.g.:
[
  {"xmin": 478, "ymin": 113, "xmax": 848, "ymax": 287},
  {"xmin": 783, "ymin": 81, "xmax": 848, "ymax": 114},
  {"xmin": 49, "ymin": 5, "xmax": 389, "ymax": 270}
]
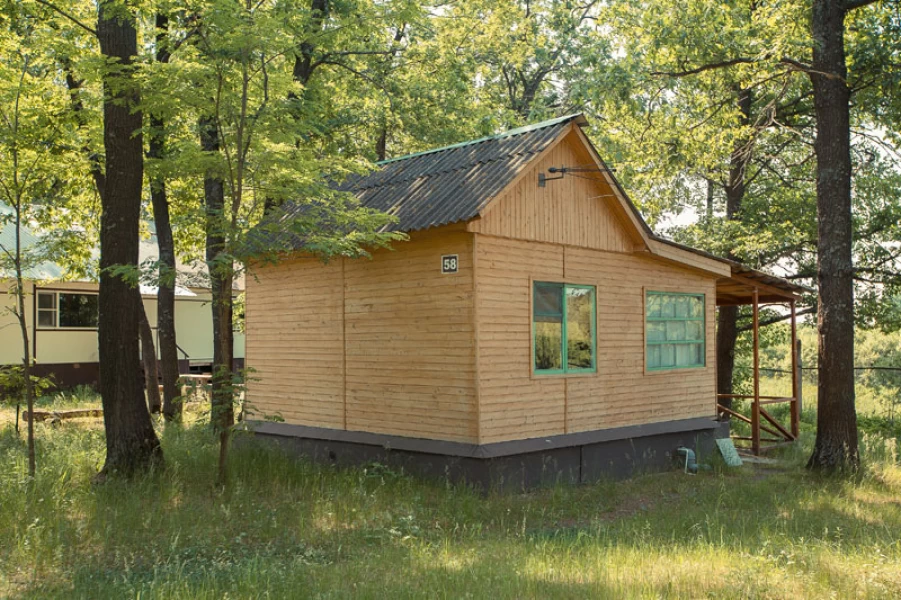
[{"xmin": 248, "ymin": 417, "xmax": 729, "ymax": 491}]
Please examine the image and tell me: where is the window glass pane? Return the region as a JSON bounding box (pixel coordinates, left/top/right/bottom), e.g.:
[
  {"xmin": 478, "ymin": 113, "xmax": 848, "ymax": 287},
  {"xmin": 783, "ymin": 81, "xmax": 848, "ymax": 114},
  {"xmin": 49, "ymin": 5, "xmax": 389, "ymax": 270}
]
[
  {"xmin": 647, "ymin": 345, "xmax": 661, "ymax": 369},
  {"xmin": 533, "ymin": 282, "xmax": 563, "ymax": 319},
  {"xmin": 646, "ymin": 294, "xmax": 662, "ymax": 318},
  {"xmin": 659, "ymin": 343, "xmax": 676, "ymax": 367},
  {"xmin": 38, "ymin": 293, "xmax": 55, "ymax": 309},
  {"xmin": 661, "ymin": 296, "xmax": 677, "ymax": 318},
  {"xmin": 686, "ymin": 320, "xmax": 703, "ymax": 341},
  {"xmin": 59, "ymin": 293, "xmax": 99, "ymax": 328},
  {"xmin": 666, "ymin": 320, "xmax": 686, "ymax": 341},
  {"xmin": 534, "ymin": 321, "xmax": 563, "ymax": 371},
  {"xmin": 566, "ymin": 287, "xmax": 594, "ymax": 370},
  {"xmin": 647, "ymin": 321, "xmax": 665, "ymax": 342},
  {"xmin": 674, "ymin": 296, "xmax": 690, "ymax": 318},
  {"xmin": 689, "ymin": 296, "xmax": 704, "ymax": 318},
  {"xmin": 675, "ymin": 344, "xmax": 695, "ymax": 366},
  {"xmin": 38, "ymin": 310, "xmax": 56, "ymax": 327},
  {"xmin": 692, "ymin": 343, "xmax": 703, "ymax": 364}
]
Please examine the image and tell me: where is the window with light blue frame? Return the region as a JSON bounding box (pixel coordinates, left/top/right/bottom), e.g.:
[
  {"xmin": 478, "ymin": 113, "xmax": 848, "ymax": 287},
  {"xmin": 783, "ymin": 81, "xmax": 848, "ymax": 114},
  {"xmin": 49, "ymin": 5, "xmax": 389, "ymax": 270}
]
[
  {"xmin": 533, "ymin": 282, "xmax": 596, "ymax": 375},
  {"xmin": 645, "ymin": 292, "xmax": 705, "ymax": 370}
]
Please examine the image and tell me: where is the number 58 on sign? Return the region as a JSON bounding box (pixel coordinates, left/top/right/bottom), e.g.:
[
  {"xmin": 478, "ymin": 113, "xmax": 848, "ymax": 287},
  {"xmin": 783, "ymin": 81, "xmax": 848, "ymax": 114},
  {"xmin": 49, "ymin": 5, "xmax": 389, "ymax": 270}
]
[{"xmin": 441, "ymin": 254, "xmax": 458, "ymax": 274}]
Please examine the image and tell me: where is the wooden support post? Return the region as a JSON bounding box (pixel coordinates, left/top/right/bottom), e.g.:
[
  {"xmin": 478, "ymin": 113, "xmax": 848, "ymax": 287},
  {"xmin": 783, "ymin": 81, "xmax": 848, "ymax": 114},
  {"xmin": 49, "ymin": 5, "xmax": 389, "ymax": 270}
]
[
  {"xmin": 790, "ymin": 300, "xmax": 800, "ymax": 439},
  {"xmin": 752, "ymin": 287, "xmax": 760, "ymax": 455}
]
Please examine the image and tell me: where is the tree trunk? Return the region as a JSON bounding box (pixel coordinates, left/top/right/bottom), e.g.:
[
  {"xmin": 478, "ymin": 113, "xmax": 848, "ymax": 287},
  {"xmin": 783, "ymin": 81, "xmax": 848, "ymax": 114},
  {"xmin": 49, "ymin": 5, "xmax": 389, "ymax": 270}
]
[
  {"xmin": 715, "ymin": 305, "xmax": 739, "ymax": 409},
  {"xmin": 375, "ymin": 127, "xmax": 388, "ymax": 162},
  {"xmin": 705, "ymin": 178, "xmax": 714, "ymax": 221},
  {"xmin": 21, "ymin": 306, "xmax": 35, "ymax": 479},
  {"xmin": 807, "ymin": 0, "xmax": 859, "ymax": 472},
  {"xmin": 149, "ymin": 13, "xmax": 181, "ymax": 422},
  {"xmin": 261, "ymin": 0, "xmax": 332, "ymax": 219},
  {"xmin": 199, "ymin": 116, "xmax": 234, "ymax": 484},
  {"xmin": 138, "ymin": 292, "xmax": 162, "ymax": 414},
  {"xmin": 96, "ymin": 1, "xmax": 162, "ymax": 477},
  {"xmin": 292, "ymin": 0, "xmax": 330, "ymax": 86},
  {"xmin": 715, "ymin": 86, "xmax": 752, "ymax": 410},
  {"xmin": 14, "ymin": 246, "xmax": 35, "ymax": 477}
]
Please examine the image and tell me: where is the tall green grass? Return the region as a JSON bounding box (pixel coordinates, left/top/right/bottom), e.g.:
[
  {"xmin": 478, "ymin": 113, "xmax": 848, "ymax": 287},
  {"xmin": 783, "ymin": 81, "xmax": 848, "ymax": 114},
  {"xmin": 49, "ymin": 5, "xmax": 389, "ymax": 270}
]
[{"xmin": 1, "ymin": 406, "xmax": 900, "ymax": 599}]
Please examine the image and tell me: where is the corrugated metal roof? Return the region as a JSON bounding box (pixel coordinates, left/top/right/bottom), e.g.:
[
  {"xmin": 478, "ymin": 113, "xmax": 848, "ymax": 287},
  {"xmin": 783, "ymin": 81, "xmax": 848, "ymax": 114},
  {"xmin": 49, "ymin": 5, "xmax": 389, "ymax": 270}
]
[
  {"xmin": 272, "ymin": 114, "xmax": 582, "ymax": 239},
  {"xmin": 261, "ymin": 115, "xmax": 809, "ymax": 302}
]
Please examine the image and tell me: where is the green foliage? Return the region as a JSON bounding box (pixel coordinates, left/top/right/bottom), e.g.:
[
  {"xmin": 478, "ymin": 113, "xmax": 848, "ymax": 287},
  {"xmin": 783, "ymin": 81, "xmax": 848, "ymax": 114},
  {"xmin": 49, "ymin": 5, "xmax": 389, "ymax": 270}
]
[
  {"xmin": 5, "ymin": 0, "xmax": 896, "ymax": 335},
  {"xmin": 0, "ymin": 367, "xmax": 53, "ymax": 405},
  {"xmin": 745, "ymin": 325, "xmax": 901, "ymax": 421},
  {"xmin": 0, "ymin": 5, "xmax": 101, "ymax": 280}
]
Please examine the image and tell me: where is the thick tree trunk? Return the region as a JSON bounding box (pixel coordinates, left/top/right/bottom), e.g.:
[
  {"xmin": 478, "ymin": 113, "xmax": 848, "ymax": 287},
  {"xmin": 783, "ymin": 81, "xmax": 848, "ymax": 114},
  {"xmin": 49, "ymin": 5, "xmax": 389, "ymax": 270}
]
[
  {"xmin": 715, "ymin": 305, "xmax": 739, "ymax": 407},
  {"xmin": 715, "ymin": 86, "xmax": 752, "ymax": 410},
  {"xmin": 199, "ymin": 116, "xmax": 234, "ymax": 485},
  {"xmin": 96, "ymin": 2, "xmax": 162, "ymax": 477},
  {"xmin": 807, "ymin": 0, "xmax": 859, "ymax": 471},
  {"xmin": 150, "ymin": 13, "xmax": 181, "ymax": 421},
  {"xmin": 138, "ymin": 293, "xmax": 162, "ymax": 414}
]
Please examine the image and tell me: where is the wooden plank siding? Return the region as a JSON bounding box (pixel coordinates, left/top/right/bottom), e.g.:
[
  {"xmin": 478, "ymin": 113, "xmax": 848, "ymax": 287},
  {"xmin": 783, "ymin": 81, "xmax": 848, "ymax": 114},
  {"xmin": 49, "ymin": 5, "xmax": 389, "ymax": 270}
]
[
  {"xmin": 245, "ymin": 258, "xmax": 346, "ymax": 427},
  {"xmin": 563, "ymin": 246, "xmax": 717, "ymax": 433},
  {"xmin": 469, "ymin": 129, "xmax": 638, "ymax": 254},
  {"xmin": 245, "ymin": 229, "xmax": 479, "ymax": 443},
  {"xmin": 344, "ymin": 231, "xmax": 477, "ymax": 442},
  {"xmin": 474, "ymin": 235, "xmax": 718, "ymax": 443},
  {"xmin": 474, "ymin": 237, "xmax": 566, "ymax": 442}
]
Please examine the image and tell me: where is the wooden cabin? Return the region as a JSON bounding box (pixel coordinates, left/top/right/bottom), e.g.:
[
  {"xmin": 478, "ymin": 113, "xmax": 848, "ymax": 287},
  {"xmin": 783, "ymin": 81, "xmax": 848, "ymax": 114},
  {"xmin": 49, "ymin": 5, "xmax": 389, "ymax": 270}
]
[{"xmin": 245, "ymin": 114, "xmax": 805, "ymax": 488}]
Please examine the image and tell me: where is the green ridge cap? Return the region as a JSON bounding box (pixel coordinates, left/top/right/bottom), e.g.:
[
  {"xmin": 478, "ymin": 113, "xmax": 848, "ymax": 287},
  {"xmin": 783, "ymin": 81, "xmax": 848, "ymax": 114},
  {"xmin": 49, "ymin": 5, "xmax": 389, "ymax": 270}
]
[{"xmin": 377, "ymin": 113, "xmax": 586, "ymax": 166}]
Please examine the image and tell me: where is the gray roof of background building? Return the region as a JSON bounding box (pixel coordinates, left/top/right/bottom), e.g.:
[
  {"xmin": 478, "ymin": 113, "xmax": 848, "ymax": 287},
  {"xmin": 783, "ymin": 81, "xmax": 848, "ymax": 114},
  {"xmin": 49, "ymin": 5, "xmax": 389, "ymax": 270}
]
[
  {"xmin": 275, "ymin": 114, "xmax": 585, "ymax": 237},
  {"xmin": 0, "ymin": 220, "xmax": 66, "ymax": 280}
]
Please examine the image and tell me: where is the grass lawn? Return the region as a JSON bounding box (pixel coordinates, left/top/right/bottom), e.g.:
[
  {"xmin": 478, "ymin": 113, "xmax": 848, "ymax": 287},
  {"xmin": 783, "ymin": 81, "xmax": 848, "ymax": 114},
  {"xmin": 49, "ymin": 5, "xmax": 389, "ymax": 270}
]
[{"xmin": 1, "ymin": 397, "xmax": 900, "ymax": 599}]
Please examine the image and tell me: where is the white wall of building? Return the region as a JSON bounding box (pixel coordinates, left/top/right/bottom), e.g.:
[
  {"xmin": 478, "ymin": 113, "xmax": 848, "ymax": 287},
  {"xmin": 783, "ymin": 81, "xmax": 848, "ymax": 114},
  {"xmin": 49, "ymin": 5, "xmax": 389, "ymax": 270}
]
[{"xmin": 1, "ymin": 279, "xmax": 245, "ymax": 368}]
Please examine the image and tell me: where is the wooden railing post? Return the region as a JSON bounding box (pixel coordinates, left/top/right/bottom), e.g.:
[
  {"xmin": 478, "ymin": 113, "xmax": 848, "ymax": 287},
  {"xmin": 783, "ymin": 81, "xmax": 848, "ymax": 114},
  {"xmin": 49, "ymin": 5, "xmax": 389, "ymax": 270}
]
[
  {"xmin": 752, "ymin": 288, "xmax": 760, "ymax": 455},
  {"xmin": 790, "ymin": 300, "xmax": 800, "ymax": 439}
]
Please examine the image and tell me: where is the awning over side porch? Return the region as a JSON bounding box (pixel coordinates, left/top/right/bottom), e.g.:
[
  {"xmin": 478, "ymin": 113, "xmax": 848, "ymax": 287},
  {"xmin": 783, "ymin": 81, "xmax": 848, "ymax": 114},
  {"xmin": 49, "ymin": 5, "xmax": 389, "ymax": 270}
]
[{"xmin": 716, "ymin": 262, "xmax": 809, "ymax": 306}]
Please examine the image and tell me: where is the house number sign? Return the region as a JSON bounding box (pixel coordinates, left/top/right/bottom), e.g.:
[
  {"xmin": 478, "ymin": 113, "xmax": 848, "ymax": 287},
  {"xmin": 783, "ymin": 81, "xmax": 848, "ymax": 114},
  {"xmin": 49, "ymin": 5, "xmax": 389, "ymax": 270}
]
[{"xmin": 441, "ymin": 254, "xmax": 459, "ymax": 274}]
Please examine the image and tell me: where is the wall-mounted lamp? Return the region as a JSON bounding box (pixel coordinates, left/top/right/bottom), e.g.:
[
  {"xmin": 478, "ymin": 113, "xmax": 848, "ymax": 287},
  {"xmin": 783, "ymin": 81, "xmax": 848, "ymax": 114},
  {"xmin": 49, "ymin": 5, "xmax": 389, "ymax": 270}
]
[
  {"xmin": 538, "ymin": 171, "xmax": 565, "ymax": 187},
  {"xmin": 538, "ymin": 165, "xmax": 616, "ymax": 187}
]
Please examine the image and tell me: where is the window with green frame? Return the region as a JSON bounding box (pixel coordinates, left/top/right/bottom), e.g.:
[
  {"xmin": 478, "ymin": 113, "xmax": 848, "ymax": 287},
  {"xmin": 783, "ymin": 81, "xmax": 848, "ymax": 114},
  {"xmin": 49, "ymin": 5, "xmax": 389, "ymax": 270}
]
[
  {"xmin": 533, "ymin": 282, "xmax": 596, "ymax": 374},
  {"xmin": 645, "ymin": 292, "xmax": 705, "ymax": 370}
]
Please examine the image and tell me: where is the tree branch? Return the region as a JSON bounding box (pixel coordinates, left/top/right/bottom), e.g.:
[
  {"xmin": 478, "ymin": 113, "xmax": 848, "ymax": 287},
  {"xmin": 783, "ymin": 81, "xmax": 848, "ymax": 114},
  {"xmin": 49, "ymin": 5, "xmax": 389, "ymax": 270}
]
[
  {"xmin": 62, "ymin": 63, "xmax": 105, "ymax": 197},
  {"xmin": 737, "ymin": 306, "xmax": 817, "ymax": 332},
  {"xmin": 781, "ymin": 57, "xmax": 846, "ymax": 82},
  {"xmin": 33, "ymin": 0, "xmax": 97, "ymax": 36},
  {"xmin": 651, "ymin": 57, "xmax": 755, "ymax": 77},
  {"xmin": 845, "ymin": 0, "xmax": 878, "ymax": 11}
]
